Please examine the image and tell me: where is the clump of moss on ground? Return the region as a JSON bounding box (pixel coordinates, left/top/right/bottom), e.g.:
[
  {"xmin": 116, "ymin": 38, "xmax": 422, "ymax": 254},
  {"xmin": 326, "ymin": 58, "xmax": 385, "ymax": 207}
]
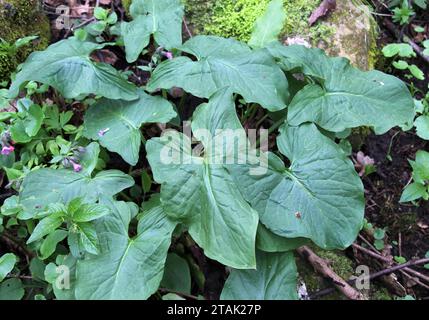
[
  {"xmin": 183, "ymin": 0, "xmax": 333, "ymax": 43},
  {"xmin": 297, "ymin": 247, "xmax": 355, "ymax": 300},
  {"xmin": 0, "ymin": 0, "xmax": 51, "ymax": 82}
]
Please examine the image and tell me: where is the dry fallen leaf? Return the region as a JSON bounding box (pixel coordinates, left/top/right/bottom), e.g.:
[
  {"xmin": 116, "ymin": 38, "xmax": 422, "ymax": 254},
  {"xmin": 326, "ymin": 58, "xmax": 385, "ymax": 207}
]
[
  {"xmin": 354, "ymin": 151, "xmax": 375, "ymax": 177},
  {"xmin": 417, "ymin": 221, "xmax": 429, "ymax": 230},
  {"xmin": 308, "ymin": 0, "xmax": 336, "ymax": 26},
  {"xmin": 91, "ymin": 49, "xmax": 118, "ymax": 65}
]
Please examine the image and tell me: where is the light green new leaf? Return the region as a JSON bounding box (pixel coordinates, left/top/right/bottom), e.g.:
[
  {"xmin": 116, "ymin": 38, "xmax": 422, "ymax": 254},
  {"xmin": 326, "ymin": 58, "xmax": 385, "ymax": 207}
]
[
  {"xmin": 147, "ymin": 36, "xmax": 288, "ymax": 111},
  {"xmin": 24, "ymin": 104, "xmax": 44, "ymax": 137},
  {"xmin": 71, "ymin": 203, "xmax": 110, "ymax": 223},
  {"xmin": 19, "ymin": 143, "xmax": 134, "ymax": 217},
  {"xmin": 9, "ymin": 38, "xmax": 138, "ymax": 100},
  {"xmin": 400, "ymin": 183, "xmax": 427, "ymax": 202},
  {"xmin": 410, "ymin": 150, "xmax": 429, "ymax": 185},
  {"xmin": 230, "ymin": 123, "xmax": 364, "ymax": 249},
  {"xmin": 414, "ymin": 115, "xmax": 429, "ymax": 140},
  {"xmin": 27, "ymin": 213, "xmax": 64, "ymax": 244},
  {"xmin": 84, "ymin": 89, "xmax": 176, "ymax": 165},
  {"xmin": 382, "ymin": 43, "xmax": 415, "ymax": 58},
  {"xmin": 161, "ymin": 253, "xmax": 191, "ymax": 294},
  {"xmin": 248, "ymin": 0, "xmax": 286, "ymax": 48},
  {"xmin": 122, "ymin": 0, "xmax": 184, "ymax": 62},
  {"xmin": 75, "ymin": 199, "xmax": 177, "ymax": 299},
  {"xmin": 0, "ymin": 253, "xmax": 17, "ymax": 282},
  {"xmin": 40, "ymin": 230, "xmax": 68, "ymax": 260},
  {"xmin": 75, "ymin": 222, "xmax": 100, "ymax": 255},
  {"xmin": 267, "ymin": 43, "xmax": 414, "ymax": 133},
  {"xmin": 146, "ymin": 89, "xmax": 258, "ymax": 269},
  {"xmin": 221, "ymin": 251, "xmax": 298, "ymax": 300}
]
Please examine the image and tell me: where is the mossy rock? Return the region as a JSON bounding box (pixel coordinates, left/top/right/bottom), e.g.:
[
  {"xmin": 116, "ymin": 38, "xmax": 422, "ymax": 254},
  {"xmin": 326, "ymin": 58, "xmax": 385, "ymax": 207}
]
[
  {"xmin": 316, "ymin": 0, "xmax": 379, "ymax": 70},
  {"xmin": 183, "ymin": 0, "xmax": 324, "ymax": 43},
  {"xmin": 183, "ymin": 0, "xmax": 378, "ymax": 70},
  {"xmin": 0, "ymin": 0, "xmax": 51, "ymax": 82}
]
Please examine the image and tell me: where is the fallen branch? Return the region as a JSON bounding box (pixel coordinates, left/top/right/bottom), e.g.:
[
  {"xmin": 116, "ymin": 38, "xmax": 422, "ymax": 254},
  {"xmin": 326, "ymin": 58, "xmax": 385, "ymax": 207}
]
[
  {"xmin": 297, "ymin": 246, "xmax": 366, "ymax": 300},
  {"xmin": 353, "ymin": 243, "xmax": 429, "ymax": 284},
  {"xmin": 311, "ymin": 249, "xmax": 429, "ymax": 299},
  {"xmin": 369, "ymin": 258, "xmax": 429, "ymax": 280}
]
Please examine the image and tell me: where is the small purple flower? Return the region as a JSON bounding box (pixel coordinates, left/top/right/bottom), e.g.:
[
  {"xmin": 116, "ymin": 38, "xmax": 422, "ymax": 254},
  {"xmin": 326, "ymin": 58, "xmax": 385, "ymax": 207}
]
[
  {"xmin": 162, "ymin": 51, "xmax": 173, "ymax": 60},
  {"xmin": 1, "ymin": 145, "xmax": 14, "ymax": 155},
  {"xmin": 98, "ymin": 128, "xmax": 110, "ymax": 137},
  {"xmin": 70, "ymin": 160, "xmax": 82, "ymax": 172}
]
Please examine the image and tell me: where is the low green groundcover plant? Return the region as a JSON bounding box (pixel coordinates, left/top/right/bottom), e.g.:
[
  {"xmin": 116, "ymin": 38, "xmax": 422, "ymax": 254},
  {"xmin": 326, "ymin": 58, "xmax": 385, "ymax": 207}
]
[{"xmin": 0, "ymin": 0, "xmax": 414, "ymax": 300}]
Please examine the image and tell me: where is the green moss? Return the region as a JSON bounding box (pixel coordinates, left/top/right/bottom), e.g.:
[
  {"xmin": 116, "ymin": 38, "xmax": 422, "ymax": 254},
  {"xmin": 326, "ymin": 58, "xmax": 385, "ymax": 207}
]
[
  {"xmin": 0, "ymin": 0, "xmax": 51, "ymax": 82},
  {"xmin": 318, "ymin": 0, "xmax": 378, "ymax": 70},
  {"xmin": 183, "ymin": 0, "xmax": 328, "ymax": 43},
  {"xmin": 297, "ymin": 247, "xmax": 357, "ymax": 300},
  {"xmin": 313, "ymin": 247, "xmax": 355, "ymax": 281},
  {"xmin": 370, "ymin": 286, "xmax": 393, "ymax": 300},
  {"xmin": 282, "ymin": 0, "xmax": 334, "ymax": 43}
]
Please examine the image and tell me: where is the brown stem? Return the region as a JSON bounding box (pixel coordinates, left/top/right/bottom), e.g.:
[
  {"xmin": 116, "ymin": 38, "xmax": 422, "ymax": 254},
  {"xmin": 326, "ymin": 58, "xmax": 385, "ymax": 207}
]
[{"xmin": 0, "ymin": 231, "xmax": 34, "ymax": 263}]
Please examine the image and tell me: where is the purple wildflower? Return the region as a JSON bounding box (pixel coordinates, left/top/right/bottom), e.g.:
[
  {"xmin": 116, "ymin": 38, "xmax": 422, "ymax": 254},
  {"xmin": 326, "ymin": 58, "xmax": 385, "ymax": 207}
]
[
  {"xmin": 1, "ymin": 145, "xmax": 14, "ymax": 155},
  {"xmin": 70, "ymin": 160, "xmax": 82, "ymax": 172},
  {"xmin": 162, "ymin": 51, "xmax": 173, "ymax": 60},
  {"xmin": 98, "ymin": 128, "xmax": 110, "ymax": 137}
]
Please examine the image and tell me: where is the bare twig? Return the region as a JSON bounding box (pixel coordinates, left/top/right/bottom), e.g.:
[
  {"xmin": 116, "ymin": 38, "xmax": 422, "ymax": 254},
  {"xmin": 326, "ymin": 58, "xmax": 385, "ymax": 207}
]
[
  {"xmin": 353, "ymin": 243, "xmax": 429, "ymax": 284},
  {"xmin": 0, "ymin": 231, "xmax": 34, "ymax": 263},
  {"xmin": 370, "ymin": 258, "xmax": 429, "ymax": 279},
  {"xmin": 183, "ymin": 17, "xmax": 193, "ymax": 38},
  {"xmin": 352, "ymin": 243, "xmax": 391, "ymax": 263},
  {"xmin": 71, "ymin": 17, "xmax": 96, "ymax": 31}
]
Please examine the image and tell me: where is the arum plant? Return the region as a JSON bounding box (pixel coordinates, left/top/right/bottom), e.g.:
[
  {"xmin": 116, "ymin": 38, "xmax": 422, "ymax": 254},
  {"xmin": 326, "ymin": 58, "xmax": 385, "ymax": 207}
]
[{"xmin": 0, "ymin": 0, "xmax": 415, "ymax": 300}]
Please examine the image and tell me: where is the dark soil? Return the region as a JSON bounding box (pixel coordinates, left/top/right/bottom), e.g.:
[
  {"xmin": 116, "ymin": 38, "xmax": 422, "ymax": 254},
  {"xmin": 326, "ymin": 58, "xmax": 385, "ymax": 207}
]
[{"xmin": 363, "ymin": 130, "xmax": 429, "ymax": 256}]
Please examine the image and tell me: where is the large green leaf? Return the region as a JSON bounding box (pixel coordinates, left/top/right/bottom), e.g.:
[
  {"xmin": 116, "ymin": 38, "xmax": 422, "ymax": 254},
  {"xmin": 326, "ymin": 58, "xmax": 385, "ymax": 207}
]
[
  {"xmin": 83, "ymin": 89, "xmax": 176, "ymax": 165},
  {"xmin": 146, "ymin": 89, "xmax": 258, "ymax": 268},
  {"xmin": 0, "ymin": 279, "xmax": 24, "ymax": 300},
  {"xmin": 220, "ymin": 251, "xmax": 298, "ymax": 300},
  {"xmin": 147, "ymin": 36, "xmax": 288, "ymax": 111},
  {"xmin": 9, "ymin": 38, "xmax": 138, "ymax": 101},
  {"xmin": 267, "ymin": 43, "xmax": 414, "ymax": 133},
  {"xmin": 19, "ymin": 143, "xmax": 134, "ymax": 217},
  {"xmin": 75, "ymin": 199, "xmax": 177, "ymax": 299},
  {"xmin": 248, "ymin": 0, "xmax": 286, "ymax": 49},
  {"xmin": 230, "ymin": 123, "xmax": 364, "ymax": 249},
  {"xmin": 256, "ymin": 224, "xmax": 308, "ymax": 253},
  {"xmin": 161, "ymin": 253, "xmax": 191, "ymax": 294},
  {"xmin": 122, "ymin": 0, "xmax": 184, "ymax": 62}
]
